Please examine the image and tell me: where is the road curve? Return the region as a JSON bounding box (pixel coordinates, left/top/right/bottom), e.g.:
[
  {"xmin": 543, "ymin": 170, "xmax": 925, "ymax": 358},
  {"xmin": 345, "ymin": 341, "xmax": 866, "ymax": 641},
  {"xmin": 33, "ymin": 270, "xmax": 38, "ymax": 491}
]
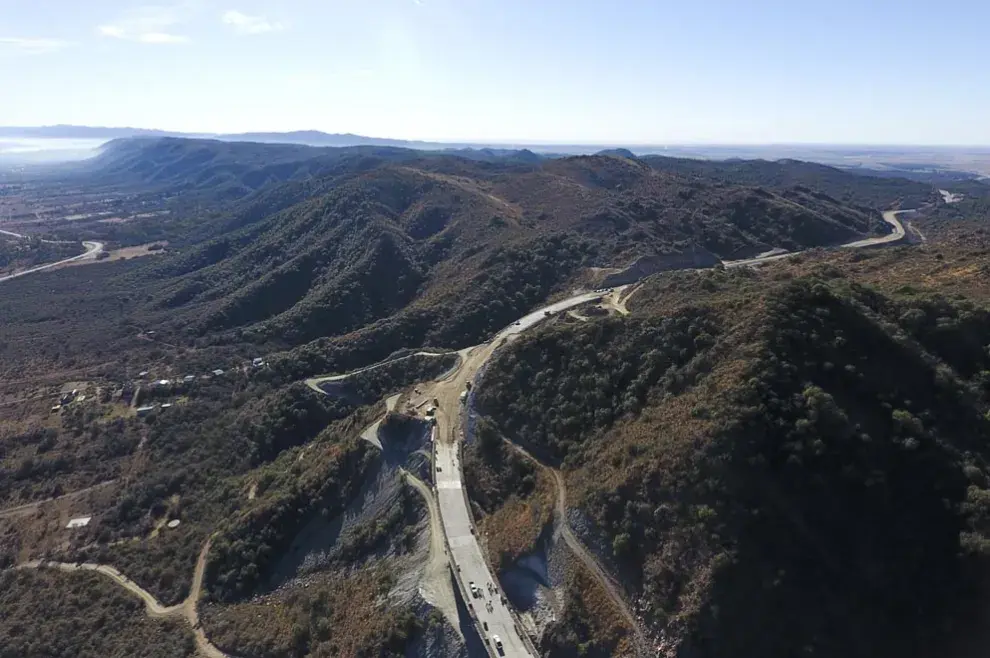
[
  {"xmin": 724, "ymin": 208, "xmax": 909, "ymax": 268},
  {"xmin": 305, "ymin": 351, "xmax": 455, "ymax": 393},
  {"xmin": 425, "ymin": 208, "xmax": 917, "ymax": 655},
  {"xmin": 16, "ymin": 561, "xmax": 184, "ymax": 617},
  {"xmin": 0, "ymin": 238, "xmax": 104, "ymax": 284},
  {"xmin": 15, "ymin": 538, "xmax": 233, "ymax": 658},
  {"xmin": 430, "ymin": 292, "xmax": 605, "ymax": 658}
]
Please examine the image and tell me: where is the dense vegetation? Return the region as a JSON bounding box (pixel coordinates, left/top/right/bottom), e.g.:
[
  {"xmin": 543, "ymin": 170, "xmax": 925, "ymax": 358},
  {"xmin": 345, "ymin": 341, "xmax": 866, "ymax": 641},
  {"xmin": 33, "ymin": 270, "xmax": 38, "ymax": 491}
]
[
  {"xmin": 1, "ymin": 140, "xmax": 900, "ymax": 386},
  {"xmin": 640, "ymin": 155, "xmax": 938, "ymax": 209},
  {"xmin": 0, "ymin": 569, "xmax": 195, "ymax": 658},
  {"xmin": 5, "ymin": 137, "xmax": 990, "ymax": 658},
  {"xmin": 473, "ymin": 244, "xmax": 990, "ymax": 658}
]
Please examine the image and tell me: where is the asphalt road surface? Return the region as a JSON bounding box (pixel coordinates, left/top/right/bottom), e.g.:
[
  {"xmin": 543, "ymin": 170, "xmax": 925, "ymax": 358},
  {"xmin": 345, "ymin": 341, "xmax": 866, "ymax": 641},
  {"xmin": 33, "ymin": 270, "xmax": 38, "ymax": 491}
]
[
  {"xmin": 430, "ymin": 291, "xmax": 605, "ymax": 658},
  {"xmin": 724, "ymin": 209, "xmax": 908, "ymax": 268},
  {"xmin": 435, "ymin": 437, "xmax": 527, "ymax": 657},
  {"xmin": 0, "ymin": 235, "xmax": 104, "ymax": 284}
]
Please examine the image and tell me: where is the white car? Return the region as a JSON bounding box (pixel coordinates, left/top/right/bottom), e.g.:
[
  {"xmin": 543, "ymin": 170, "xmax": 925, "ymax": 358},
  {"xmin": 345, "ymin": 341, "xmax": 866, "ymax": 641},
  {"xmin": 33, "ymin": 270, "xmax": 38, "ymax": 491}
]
[{"xmin": 492, "ymin": 635, "xmax": 503, "ymax": 654}]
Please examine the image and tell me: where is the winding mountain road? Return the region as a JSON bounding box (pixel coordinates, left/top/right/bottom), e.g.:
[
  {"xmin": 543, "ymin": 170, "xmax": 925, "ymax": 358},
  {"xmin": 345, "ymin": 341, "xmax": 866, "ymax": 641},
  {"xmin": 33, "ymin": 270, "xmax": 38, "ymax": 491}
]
[
  {"xmin": 15, "ymin": 538, "xmax": 232, "ymax": 658},
  {"xmin": 2, "ymin": 202, "xmax": 920, "ymax": 658},
  {"xmin": 304, "ymin": 351, "xmax": 455, "ymax": 394},
  {"xmin": 724, "ymin": 209, "xmax": 908, "ymax": 268}
]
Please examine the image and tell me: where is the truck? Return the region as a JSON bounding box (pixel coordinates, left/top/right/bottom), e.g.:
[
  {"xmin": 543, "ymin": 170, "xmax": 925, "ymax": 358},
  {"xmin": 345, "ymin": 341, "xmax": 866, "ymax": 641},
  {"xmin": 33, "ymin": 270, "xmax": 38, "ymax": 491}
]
[{"xmin": 459, "ymin": 390, "xmax": 468, "ymax": 404}]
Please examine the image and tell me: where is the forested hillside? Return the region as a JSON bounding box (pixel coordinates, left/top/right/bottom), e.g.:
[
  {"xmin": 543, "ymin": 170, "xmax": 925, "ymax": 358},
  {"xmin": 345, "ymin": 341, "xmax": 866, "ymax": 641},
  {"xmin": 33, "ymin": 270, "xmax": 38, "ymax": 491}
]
[
  {"xmin": 0, "ymin": 569, "xmax": 195, "ymax": 658},
  {"xmin": 472, "ymin": 236, "xmax": 990, "ymax": 658},
  {"xmin": 3, "ymin": 137, "xmax": 983, "ymax": 658},
  {"xmin": 640, "ymin": 155, "xmax": 938, "ymax": 209}
]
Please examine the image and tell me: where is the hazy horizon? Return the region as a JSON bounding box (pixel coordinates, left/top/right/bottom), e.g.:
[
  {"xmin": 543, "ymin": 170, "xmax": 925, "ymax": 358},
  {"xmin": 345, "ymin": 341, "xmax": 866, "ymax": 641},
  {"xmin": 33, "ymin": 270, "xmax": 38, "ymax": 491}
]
[
  {"xmin": 3, "ymin": 0, "xmax": 990, "ymax": 145},
  {"xmin": 6, "ymin": 126, "xmax": 990, "ymax": 151}
]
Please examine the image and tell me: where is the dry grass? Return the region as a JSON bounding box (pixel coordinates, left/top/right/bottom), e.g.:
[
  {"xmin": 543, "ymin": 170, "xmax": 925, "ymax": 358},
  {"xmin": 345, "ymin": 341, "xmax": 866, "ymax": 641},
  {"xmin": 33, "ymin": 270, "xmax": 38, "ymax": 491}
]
[
  {"xmin": 480, "ymin": 467, "xmax": 556, "ymax": 567},
  {"xmin": 555, "ymin": 560, "xmax": 637, "ymax": 657},
  {"xmin": 203, "ymin": 566, "xmax": 410, "ymax": 658}
]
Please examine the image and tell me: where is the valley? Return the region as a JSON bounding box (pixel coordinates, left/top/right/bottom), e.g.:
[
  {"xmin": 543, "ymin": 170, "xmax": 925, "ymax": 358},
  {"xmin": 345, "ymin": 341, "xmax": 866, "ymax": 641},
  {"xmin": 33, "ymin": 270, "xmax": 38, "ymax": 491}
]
[{"xmin": 1, "ymin": 136, "xmax": 990, "ymax": 658}]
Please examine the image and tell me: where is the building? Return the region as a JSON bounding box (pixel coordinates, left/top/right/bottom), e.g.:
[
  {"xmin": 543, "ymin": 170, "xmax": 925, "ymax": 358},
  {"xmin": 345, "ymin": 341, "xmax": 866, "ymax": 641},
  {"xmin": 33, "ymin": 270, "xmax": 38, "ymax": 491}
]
[
  {"xmin": 136, "ymin": 405, "xmax": 156, "ymax": 417},
  {"xmin": 252, "ymin": 357, "xmax": 265, "ymax": 368},
  {"xmin": 212, "ymin": 369, "xmax": 224, "ymax": 376},
  {"xmin": 66, "ymin": 516, "xmax": 91, "ymax": 529},
  {"xmin": 160, "ymin": 403, "xmax": 173, "ymax": 410}
]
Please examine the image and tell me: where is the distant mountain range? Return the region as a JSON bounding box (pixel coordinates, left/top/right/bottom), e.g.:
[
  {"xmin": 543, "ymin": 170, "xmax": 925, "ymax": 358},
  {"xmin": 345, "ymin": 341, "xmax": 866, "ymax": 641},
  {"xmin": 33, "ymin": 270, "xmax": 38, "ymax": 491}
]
[
  {"xmin": 4, "ymin": 126, "xmax": 990, "ymax": 178},
  {"xmin": 0, "ymin": 124, "xmax": 608, "ymax": 154}
]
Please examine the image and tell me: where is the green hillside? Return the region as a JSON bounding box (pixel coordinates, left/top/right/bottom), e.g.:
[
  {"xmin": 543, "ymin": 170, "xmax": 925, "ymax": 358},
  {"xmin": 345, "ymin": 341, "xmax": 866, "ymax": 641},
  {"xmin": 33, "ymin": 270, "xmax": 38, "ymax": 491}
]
[{"xmin": 472, "ymin": 241, "xmax": 990, "ymax": 658}]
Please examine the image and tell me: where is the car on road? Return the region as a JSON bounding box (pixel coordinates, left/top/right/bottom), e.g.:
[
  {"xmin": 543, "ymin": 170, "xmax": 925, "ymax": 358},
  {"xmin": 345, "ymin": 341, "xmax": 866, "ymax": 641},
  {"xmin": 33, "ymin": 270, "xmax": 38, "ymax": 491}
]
[
  {"xmin": 483, "ymin": 621, "xmax": 488, "ymax": 631},
  {"xmin": 492, "ymin": 635, "xmax": 504, "ymax": 654},
  {"xmin": 470, "ymin": 581, "xmax": 479, "ymax": 597}
]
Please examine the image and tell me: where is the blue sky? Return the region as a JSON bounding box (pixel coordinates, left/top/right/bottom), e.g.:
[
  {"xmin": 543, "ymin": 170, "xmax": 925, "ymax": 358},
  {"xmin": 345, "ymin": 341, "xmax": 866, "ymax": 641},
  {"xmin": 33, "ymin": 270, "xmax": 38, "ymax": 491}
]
[{"xmin": 1, "ymin": 0, "xmax": 988, "ymax": 144}]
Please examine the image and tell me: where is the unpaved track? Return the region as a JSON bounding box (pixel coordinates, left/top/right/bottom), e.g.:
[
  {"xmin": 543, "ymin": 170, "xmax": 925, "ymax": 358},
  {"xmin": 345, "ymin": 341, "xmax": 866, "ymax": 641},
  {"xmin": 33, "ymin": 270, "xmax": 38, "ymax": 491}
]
[
  {"xmin": 0, "ymin": 480, "xmax": 117, "ymax": 520},
  {"xmin": 17, "ymin": 561, "xmax": 184, "ymax": 616},
  {"xmin": 429, "ymin": 294, "xmax": 604, "ymax": 658},
  {"xmin": 15, "ymin": 537, "xmax": 232, "ymax": 658},
  {"xmin": 4, "ymin": 204, "xmax": 918, "ymax": 657},
  {"xmin": 504, "ymin": 440, "xmax": 650, "ymax": 655},
  {"xmin": 403, "ymin": 468, "xmax": 462, "ymax": 635},
  {"xmin": 354, "ymin": 407, "xmax": 461, "ymax": 634},
  {"xmin": 305, "ymin": 351, "xmax": 455, "ymax": 393}
]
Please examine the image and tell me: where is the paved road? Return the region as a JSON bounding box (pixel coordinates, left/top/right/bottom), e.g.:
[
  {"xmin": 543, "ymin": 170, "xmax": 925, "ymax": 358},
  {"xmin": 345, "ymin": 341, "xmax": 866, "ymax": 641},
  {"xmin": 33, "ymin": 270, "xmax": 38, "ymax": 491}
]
[
  {"xmin": 305, "ymin": 351, "xmax": 454, "ymax": 393},
  {"xmin": 403, "ymin": 468, "xmax": 462, "ymax": 636},
  {"xmin": 724, "ymin": 209, "xmax": 909, "ymax": 268},
  {"xmin": 0, "ymin": 227, "xmax": 104, "ymax": 284},
  {"xmin": 425, "ymin": 207, "xmax": 918, "ymax": 654},
  {"xmin": 435, "ymin": 437, "xmax": 528, "ymax": 657},
  {"xmin": 429, "ymin": 292, "xmax": 605, "ymax": 658},
  {"xmin": 839, "ymin": 209, "xmax": 909, "ymax": 249}
]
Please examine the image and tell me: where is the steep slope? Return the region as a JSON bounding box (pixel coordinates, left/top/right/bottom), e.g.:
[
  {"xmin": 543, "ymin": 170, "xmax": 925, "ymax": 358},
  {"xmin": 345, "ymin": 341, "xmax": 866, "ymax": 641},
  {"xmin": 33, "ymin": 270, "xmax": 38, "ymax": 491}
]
[
  {"xmin": 471, "ymin": 248, "xmax": 990, "ymax": 658},
  {"xmin": 108, "ymin": 148, "xmax": 890, "ymax": 361},
  {"xmin": 79, "ymin": 137, "xmax": 426, "ymax": 199}
]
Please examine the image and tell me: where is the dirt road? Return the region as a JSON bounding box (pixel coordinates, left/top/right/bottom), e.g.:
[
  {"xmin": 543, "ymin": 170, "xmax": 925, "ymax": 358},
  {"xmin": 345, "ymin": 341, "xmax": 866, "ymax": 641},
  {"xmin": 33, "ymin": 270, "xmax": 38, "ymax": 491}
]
[
  {"xmin": 0, "ymin": 480, "xmax": 117, "ymax": 520},
  {"xmin": 305, "ymin": 351, "xmax": 455, "ymax": 393},
  {"xmin": 15, "ymin": 537, "xmax": 232, "ymax": 658},
  {"xmin": 403, "ymin": 468, "xmax": 462, "ymax": 634},
  {"xmin": 428, "ymin": 293, "xmax": 604, "ymax": 658},
  {"xmin": 504, "ymin": 440, "xmax": 650, "ymax": 654},
  {"xmin": 17, "ymin": 561, "xmax": 184, "ymax": 616}
]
